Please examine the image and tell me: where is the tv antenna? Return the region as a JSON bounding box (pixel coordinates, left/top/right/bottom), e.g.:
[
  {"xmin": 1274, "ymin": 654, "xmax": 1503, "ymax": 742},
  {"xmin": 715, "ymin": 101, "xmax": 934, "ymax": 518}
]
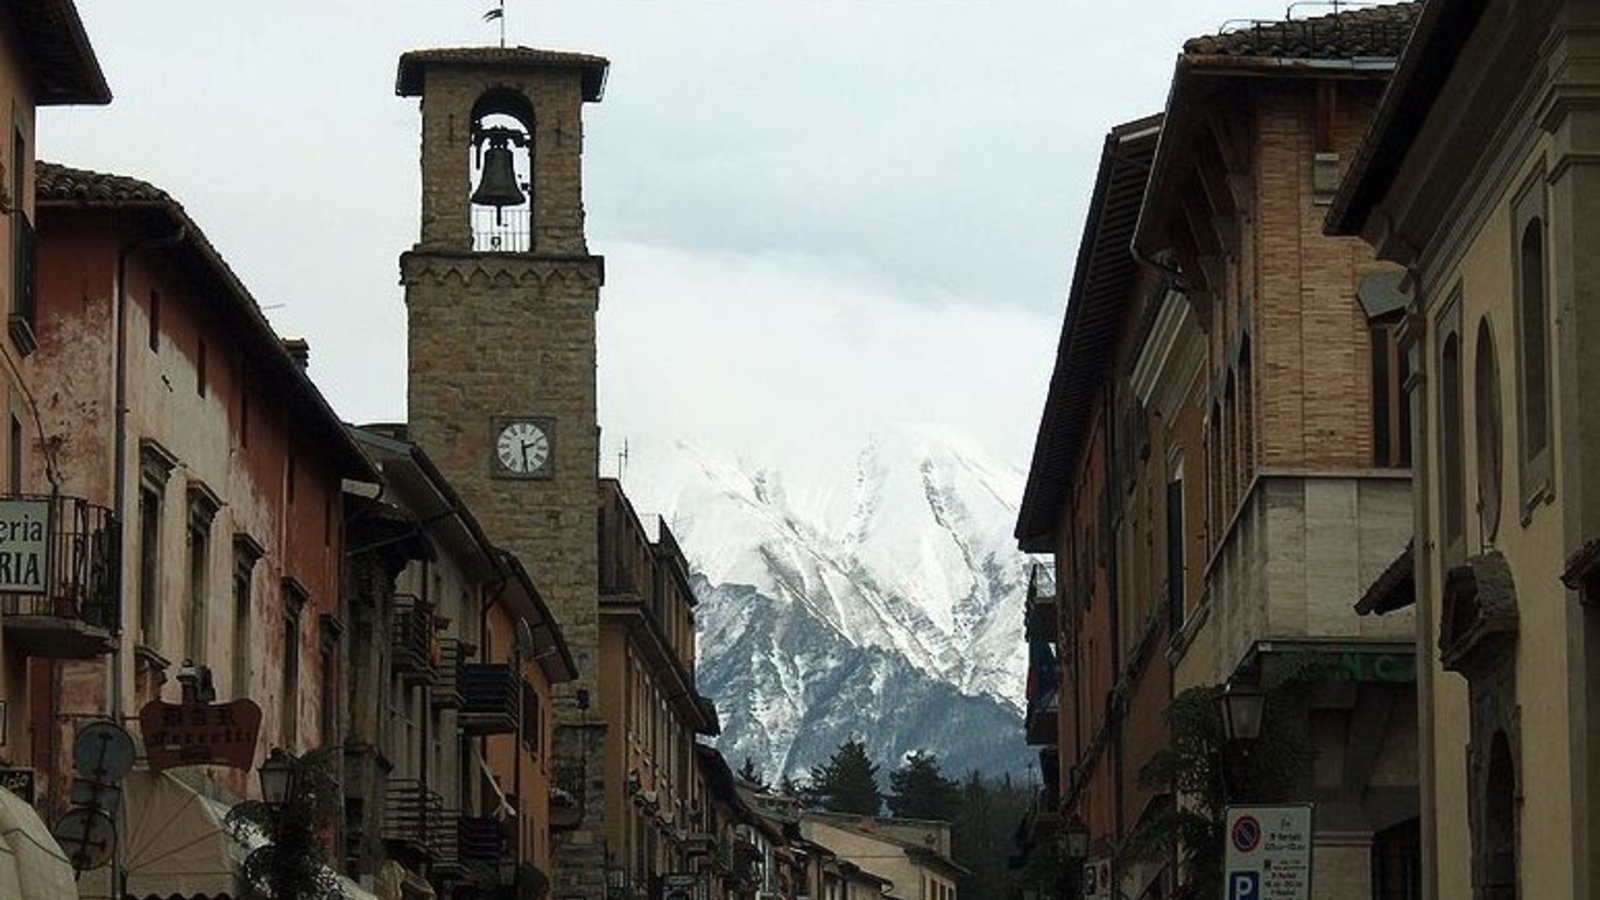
[
  {"xmin": 617, "ymin": 439, "xmax": 630, "ymax": 482},
  {"xmin": 481, "ymin": 0, "xmax": 507, "ymax": 48}
]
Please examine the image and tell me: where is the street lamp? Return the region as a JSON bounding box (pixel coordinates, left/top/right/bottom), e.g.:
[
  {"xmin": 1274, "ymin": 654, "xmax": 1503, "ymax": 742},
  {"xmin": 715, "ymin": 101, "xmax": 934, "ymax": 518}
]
[
  {"xmin": 258, "ymin": 747, "xmax": 299, "ymax": 810},
  {"xmin": 1217, "ymin": 682, "xmax": 1265, "ymax": 743}
]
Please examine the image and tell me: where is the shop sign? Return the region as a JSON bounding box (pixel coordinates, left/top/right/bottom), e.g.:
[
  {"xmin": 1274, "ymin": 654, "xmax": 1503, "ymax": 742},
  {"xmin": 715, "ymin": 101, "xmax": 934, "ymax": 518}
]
[
  {"xmin": 0, "ymin": 767, "xmax": 35, "ymax": 803},
  {"xmin": 1081, "ymin": 857, "xmax": 1112, "ymax": 899},
  {"xmin": 139, "ymin": 698, "xmax": 262, "ymax": 771},
  {"xmin": 1224, "ymin": 805, "xmax": 1312, "ymax": 900},
  {"xmin": 0, "ymin": 498, "xmax": 49, "ymax": 593}
]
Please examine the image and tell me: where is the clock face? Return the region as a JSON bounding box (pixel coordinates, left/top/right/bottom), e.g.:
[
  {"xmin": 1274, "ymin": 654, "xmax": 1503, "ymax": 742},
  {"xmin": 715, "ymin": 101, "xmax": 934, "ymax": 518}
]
[{"xmin": 495, "ymin": 421, "xmax": 550, "ymax": 475}]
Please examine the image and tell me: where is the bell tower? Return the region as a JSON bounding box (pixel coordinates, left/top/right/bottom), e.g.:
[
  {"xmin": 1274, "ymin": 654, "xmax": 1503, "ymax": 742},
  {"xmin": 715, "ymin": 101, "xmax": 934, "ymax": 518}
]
[{"xmin": 397, "ymin": 47, "xmax": 608, "ymax": 896}]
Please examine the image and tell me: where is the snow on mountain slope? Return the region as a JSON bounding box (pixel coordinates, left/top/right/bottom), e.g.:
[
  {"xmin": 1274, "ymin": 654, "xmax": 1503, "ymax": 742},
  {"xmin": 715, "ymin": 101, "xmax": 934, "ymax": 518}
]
[{"xmin": 621, "ymin": 426, "xmax": 1037, "ymax": 777}]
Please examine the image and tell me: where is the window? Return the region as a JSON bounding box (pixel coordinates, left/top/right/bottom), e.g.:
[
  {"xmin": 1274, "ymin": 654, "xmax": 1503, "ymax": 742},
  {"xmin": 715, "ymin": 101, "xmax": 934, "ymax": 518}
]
[
  {"xmin": 137, "ymin": 488, "xmax": 161, "ymax": 648},
  {"xmin": 186, "ymin": 484, "xmax": 220, "ymax": 665},
  {"xmin": 148, "ymin": 291, "xmax": 161, "ymax": 352},
  {"xmin": 282, "ymin": 582, "xmax": 306, "ymax": 745},
  {"xmin": 231, "ymin": 536, "xmax": 262, "ymax": 697},
  {"xmin": 9, "ymin": 127, "xmax": 34, "ymax": 348},
  {"xmin": 320, "ymin": 615, "xmax": 340, "ymax": 746},
  {"xmin": 1439, "ymin": 297, "xmax": 1466, "ymax": 569},
  {"xmin": 1166, "ymin": 471, "xmax": 1185, "ymax": 633},
  {"xmin": 522, "ymin": 679, "xmax": 541, "ymax": 757},
  {"xmin": 197, "ymin": 339, "xmax": 208, "ymax": 397},
  {"xmin": 186, "ymin": 520, "xmax": 209, "ymax": 665},
  {"xmin": 1208, "ymin": 403, "xmax": 1223, "ymax": 548},
  {"xmin": 1513, "ymin": 175, "xmax": 1552, "ymax": 510},
  {"xmin": 7, "ymin": 415, "xmax": 20, "ymax": 493},
  {"xmin": 1475, "ymin": 321, "xmax": 1504, "ymax": 543},
  {"xmin": 1372, "ymin": 324, "xmax": 1413, "ymax": 467}
]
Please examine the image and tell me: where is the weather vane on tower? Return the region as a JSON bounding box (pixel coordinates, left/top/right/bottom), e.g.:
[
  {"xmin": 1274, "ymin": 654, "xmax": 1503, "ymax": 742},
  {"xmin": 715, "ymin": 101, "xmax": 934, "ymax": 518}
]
[{"xmin": 481, "ymin": 0, "xmax": 507, "ymax": 48}]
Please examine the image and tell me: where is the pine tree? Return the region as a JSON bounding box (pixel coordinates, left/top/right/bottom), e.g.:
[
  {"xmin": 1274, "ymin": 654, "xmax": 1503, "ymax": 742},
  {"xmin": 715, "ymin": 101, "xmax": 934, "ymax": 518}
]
[
  {"xmin": 737, "ymin": 756, "xmax": 767, "ymax": 789},
  {"xmin": 806, "ymin": 738, "xmax": 882, "ymax": 815},
  {"xmin": 779, "ymin": 771, "xmax": 802, "ymax": 799},
  {"xmin": 887, "ymin": 750, "xmax": 961, "ymax": 821}
]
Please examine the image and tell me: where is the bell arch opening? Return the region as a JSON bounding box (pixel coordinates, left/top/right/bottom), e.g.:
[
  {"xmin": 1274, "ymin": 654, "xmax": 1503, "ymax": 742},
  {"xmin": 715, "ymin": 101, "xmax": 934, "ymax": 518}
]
[{"xmin": 469, "ymin": 88, "xmax": 536, "ymax": 252}]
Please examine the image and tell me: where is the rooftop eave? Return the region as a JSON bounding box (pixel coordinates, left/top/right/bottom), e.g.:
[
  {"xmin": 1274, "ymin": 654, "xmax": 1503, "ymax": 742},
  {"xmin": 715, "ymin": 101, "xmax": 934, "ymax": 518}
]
[
  {"xmin": 15, "ymin": 0, "xmax": 112, "ymax": 105},
  {"xmin": 396, "ymin": 46, "xmax": 610, "ymax": 101}
]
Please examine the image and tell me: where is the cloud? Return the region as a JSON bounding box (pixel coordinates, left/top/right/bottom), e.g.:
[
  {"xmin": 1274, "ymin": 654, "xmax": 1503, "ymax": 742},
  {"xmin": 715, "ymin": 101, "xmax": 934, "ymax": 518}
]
[{"xmin": 596, "ymin": 241, "xmax": 1056, "ymax": 476}]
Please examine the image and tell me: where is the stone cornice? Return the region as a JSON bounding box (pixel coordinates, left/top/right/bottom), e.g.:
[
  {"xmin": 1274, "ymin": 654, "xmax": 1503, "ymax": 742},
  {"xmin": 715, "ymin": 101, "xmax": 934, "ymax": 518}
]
[{"xmin": 400, "ymin": 250, "xmax": 605, "ymax": 291}]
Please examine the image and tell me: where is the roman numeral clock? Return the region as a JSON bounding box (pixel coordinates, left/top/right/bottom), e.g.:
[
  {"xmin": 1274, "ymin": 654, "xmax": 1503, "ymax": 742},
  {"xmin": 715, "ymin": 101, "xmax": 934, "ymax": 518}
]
[{"xmin": 491, "ymin": 417, "xmax": 554, "ymax": 478}]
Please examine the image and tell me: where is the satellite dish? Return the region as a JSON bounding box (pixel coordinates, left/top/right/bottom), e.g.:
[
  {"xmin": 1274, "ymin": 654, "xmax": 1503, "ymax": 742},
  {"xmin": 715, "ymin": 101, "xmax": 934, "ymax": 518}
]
[
  {"xmin": 515, "ymin": 617, "xmax": 536, "ymax": 659},
  {"xmin": 53, "ymin": 808, "xmax": 116, "ymax": 873},
  {"xmin": 72, "ymin": 721, "xmax": 135, "ymax": 784}
]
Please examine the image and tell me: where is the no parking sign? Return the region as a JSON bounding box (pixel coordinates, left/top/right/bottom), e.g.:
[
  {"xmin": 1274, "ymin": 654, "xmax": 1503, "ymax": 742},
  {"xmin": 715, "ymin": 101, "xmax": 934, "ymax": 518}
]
[{"xmin": 1223, "ymin": 805, "xmax": 1312, "ymax": 900}]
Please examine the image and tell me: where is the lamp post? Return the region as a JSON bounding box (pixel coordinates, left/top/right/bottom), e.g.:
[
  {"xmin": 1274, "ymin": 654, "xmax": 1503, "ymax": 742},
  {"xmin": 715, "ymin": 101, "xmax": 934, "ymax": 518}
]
[
  {"xmin": 1214, "ymin": 682, "xmax": 1265, "ymax": 809},
  {"xmin": 256, "ymin": 747, "xmax": 303, "ymax": 899},
  {"xmin": 258, "ymin": 747, "xmax": 299, "ymax": 812}
]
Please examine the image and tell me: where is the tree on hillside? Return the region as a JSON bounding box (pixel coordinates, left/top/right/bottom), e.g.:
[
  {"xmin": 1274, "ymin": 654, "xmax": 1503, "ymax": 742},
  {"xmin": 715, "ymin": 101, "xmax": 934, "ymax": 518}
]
[
  {"xmin": 779, "ymin": 771, "xmax": 802, "ymax": 799},
  {"xmin": 806, "ymin": 738, "xmax": 882, "ymax": 815},
  {"xmin": 951, "ymin": 770, "xmax": 1030, "ymax": 900},
  {"xmin": 887, "ymin": 750, "xmax": 961, "ymax": 821},
  {"xmin": 737, "ymin": 756, "xmax": 767, "ymax": 789}
]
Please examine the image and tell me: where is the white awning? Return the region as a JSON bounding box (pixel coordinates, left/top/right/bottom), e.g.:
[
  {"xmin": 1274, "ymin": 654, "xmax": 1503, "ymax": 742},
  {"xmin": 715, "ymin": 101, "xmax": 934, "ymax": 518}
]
[
  {"xmin": 0, "ymin": 783, "xmax": 78, "ymax": 900},
  {"xmin": 121, "ymin": 771, "xmax": 235, "ymax": 899},
  {"xmin": 121, "ymin": 770, "xmax": 381, "ymax": 900}
]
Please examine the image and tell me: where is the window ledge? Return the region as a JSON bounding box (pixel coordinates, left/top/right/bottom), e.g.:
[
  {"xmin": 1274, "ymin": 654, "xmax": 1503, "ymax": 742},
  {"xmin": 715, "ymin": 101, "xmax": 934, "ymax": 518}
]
[{"xmin": 7, "ymin": 315, "xmax": 36, "ymax": 357}]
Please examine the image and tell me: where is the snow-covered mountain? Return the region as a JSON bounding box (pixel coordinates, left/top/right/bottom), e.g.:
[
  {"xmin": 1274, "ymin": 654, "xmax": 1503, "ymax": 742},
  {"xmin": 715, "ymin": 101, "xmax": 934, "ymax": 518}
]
[{"xmin": 622, "ymin": 426, "xmax": 1037, "ymax": 779}]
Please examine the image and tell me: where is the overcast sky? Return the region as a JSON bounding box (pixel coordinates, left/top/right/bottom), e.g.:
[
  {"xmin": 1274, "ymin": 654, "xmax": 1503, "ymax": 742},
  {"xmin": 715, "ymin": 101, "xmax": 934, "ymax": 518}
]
[{"xmin": 44, "ymin": 0, "xmax": 1305, "ymax": 482}]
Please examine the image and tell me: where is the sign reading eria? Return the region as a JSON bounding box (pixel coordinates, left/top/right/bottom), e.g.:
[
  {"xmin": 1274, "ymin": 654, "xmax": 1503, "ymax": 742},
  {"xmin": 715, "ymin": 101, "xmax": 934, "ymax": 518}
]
[
  {"xmin": 0, "ymin": 498, "xmax": 49, "ymax": 593},
  {"xmin": 1224, "ymin": 805, "xmax": 1312, "ymax": 900}
]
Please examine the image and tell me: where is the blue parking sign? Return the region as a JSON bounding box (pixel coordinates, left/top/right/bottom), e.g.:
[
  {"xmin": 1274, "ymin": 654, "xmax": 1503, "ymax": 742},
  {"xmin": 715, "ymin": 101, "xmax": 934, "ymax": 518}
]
[{"xmin": 1229, "ymin": 872, "xmax": 1260, "ymax": 900}]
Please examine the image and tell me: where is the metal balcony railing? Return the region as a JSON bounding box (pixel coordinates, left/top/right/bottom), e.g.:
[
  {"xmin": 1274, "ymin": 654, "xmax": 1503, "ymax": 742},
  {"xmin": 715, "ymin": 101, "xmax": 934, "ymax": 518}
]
[
  {"xmin": 458, "ymin": 815, "xmax": 505, "ymax": 867},
  {"xmin": 382, "ymin": 779, "xmax": 444, "ymax": 862},
  {"xmin": 459, "ymin": 663, "xmax": 518, "ymax": 735},
  {"xmin": 391, "ymin": 594, "xmax": 436, "ymax": 686},
  {"xmin": 0, "ymin": 494, "xmax": 119, "ymax": 658}
]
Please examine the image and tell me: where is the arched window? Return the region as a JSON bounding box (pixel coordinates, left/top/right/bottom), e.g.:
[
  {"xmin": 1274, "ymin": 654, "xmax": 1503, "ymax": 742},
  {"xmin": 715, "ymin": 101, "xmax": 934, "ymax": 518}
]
[
  {"xmin": 1513, "ymin": 178, "xmax": 1552, "ymax": 511},
  {"xmin": 1475, "ymin": 320, "xmax": 1503, "ymax": 544},
  {"xmin": 469, "ymin": 89, "xmax": 536, "ymax": 252}
]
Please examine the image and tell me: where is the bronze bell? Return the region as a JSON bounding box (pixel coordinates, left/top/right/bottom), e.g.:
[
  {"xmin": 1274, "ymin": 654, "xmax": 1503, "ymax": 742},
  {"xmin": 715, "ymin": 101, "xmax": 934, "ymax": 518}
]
[{"xmin": 471, "ymin": 139, "xmax": 525, "ymax": 208}]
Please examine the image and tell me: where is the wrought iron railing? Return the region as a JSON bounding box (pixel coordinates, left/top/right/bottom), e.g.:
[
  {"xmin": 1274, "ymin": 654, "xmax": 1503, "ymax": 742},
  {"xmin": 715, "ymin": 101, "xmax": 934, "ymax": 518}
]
[
  {"xmin": 459, "ymin": 663, "xmax": 518, "ymax": 734},
  {"xmin": 391, "ymin": 594, "xmax": 435, "ymax": 685},
  {"xmin": 0, "ymin": 494, "xmax": 119, "ymax": 657},
  {"xmin": 382, "ymin": 779, "xmax": 444, "ymax": 860},
  {"xmin": 458, "ymin": 815, "xmax": 505, "ymax": 867},
  {"xmin": 471, "ymin": 206, "xmax": 530, "ymax": 253}
]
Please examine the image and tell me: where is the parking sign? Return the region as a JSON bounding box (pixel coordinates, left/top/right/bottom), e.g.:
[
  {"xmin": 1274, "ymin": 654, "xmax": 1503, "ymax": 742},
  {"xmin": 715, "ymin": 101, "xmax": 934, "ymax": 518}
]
[{"xmin": 1223, "ymin": 805, "xmax": 1312, "ymax": 900}]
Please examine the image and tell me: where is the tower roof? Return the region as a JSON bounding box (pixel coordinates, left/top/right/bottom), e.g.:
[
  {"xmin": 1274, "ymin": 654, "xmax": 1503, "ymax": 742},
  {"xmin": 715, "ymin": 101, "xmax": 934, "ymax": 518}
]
[{"xmin": 396, "ymin": 46, "xmax": 609, "ymax": 101}]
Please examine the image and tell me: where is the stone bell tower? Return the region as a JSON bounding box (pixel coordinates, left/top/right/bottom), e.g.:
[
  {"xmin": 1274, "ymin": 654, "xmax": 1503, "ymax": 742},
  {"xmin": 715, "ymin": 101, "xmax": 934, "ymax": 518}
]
[{"xmin": 397, "ymin": 46, "xmax": 608, "ymax": 897}]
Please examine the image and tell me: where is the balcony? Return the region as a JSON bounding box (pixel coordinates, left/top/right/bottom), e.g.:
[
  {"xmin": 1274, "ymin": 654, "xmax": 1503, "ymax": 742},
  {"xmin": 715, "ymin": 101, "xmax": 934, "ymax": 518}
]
[
  {"xmin": 458, "ymin": 815, "xmax": 506, "ymax": 867},
  {"xmin": 0, "ymin": 495, "xmax": 118, "ymax": 658},
  {"xmin": 391, "ymin": 594, "xmax": 436, "ymax": 686},
  {"xmin": 1025, "ymin": 563, "xmax": 1058, "ymax": 642},
  {"xmin": 432, "ymin": 637, "xmax": 465, "ymax": 708},
  {"xmin": 382, "ymin": 779, "xmax": 443, "ymax": 863},
  {"xmin": 1025, "ymin": 694, "xmax": 1059, "ymax": 746},
  {"xmin": 550, "ymin": 763, "xmax": 585, "ymax": 831},
  {"xmin": 459, "ymin": 663, "xmax": 518, "ymax": 734}
]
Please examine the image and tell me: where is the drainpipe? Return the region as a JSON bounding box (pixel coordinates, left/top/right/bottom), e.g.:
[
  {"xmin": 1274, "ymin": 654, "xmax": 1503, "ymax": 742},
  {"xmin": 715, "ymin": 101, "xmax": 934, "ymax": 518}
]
[
  {"xmin": 1100, "ymin": 379, "xmax": 1126, "ymax": 866},
  {"xmin": 110, "ymin": 217, "xmax": 185, "ymax": 899}
]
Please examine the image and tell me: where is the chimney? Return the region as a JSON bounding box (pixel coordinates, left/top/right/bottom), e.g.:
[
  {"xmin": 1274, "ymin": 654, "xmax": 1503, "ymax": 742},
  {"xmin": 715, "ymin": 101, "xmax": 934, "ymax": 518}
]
[{"xmin": 282, "ymin": 337, "xmax": 310, "ymax": 371}]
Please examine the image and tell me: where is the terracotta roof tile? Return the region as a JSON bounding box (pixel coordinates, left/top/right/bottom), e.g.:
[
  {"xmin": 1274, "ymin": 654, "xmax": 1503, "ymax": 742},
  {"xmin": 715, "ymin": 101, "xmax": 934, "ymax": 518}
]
[
  {"xmin": 36, "ymin": 162, "xmax": 170, "ymax": 205},
  {"xmin": 1185, "ymin": 2, "xmax": 1421, "ymax": 60}
]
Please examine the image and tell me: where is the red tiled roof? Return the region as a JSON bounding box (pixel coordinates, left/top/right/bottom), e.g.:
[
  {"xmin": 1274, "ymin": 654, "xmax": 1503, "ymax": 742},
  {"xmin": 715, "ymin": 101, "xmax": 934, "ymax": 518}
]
[{"xmin": 1185, "ymin": 3, "xmax": 1422, "ymax": 60}]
